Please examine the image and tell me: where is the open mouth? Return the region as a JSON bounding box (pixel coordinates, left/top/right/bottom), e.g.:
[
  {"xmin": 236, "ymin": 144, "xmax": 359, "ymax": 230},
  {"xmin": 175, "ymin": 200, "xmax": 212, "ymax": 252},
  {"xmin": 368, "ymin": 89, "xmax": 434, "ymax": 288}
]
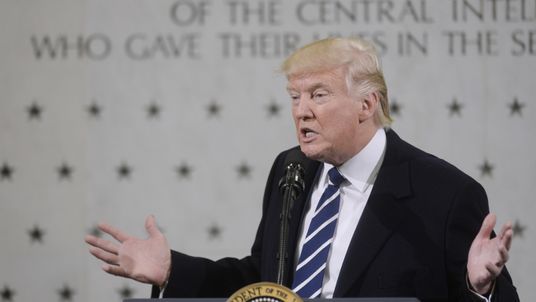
[{"xmin": 301, "ymin": 128, "xmax": 318, "ymax": 140}]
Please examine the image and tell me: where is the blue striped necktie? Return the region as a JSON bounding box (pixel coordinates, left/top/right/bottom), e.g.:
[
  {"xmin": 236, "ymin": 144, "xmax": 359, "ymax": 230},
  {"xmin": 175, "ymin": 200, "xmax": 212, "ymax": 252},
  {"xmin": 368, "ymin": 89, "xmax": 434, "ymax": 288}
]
[{"xmin": 291, "ymin": 167, "xmax": 345, "ymax": 298}]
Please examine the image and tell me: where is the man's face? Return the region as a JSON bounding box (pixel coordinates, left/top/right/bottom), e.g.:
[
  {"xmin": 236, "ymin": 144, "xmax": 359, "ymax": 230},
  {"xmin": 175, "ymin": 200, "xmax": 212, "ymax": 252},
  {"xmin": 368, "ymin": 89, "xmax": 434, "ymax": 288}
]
[{"xmin": 287, "ymin": 66, "xmax": 372, "ymax": 166}]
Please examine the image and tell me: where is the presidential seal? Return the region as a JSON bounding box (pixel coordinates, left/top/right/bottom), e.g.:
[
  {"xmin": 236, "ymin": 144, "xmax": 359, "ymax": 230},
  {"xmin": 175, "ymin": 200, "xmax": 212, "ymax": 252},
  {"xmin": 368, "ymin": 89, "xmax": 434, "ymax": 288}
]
[{"xmin": 227, "ymin": 282, "xmax": 302, "ymax": 302}]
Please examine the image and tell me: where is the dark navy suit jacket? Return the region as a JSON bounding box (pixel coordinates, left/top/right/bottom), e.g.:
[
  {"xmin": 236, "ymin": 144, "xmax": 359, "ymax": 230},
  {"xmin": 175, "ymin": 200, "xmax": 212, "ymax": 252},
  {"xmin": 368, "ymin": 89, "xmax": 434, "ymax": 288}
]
[{"xmin": 155, "ymin": 130, "xmax": 519, "ymax": 302}]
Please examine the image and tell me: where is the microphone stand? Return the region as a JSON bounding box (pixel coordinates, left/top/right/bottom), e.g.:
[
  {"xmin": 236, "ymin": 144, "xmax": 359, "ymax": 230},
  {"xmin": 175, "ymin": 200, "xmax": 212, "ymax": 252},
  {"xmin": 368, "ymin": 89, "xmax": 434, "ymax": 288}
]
[{"xmin": 277, "ymin": 163, "xmax": 304, "ymax": 285}]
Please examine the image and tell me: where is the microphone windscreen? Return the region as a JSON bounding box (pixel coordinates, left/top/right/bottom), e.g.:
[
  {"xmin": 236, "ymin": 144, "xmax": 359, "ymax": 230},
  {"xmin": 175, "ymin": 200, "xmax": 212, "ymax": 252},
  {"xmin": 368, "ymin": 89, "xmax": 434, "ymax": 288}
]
[{"xmin": 283, "ymin": 149, "xmax": 308, "ymax": 169}]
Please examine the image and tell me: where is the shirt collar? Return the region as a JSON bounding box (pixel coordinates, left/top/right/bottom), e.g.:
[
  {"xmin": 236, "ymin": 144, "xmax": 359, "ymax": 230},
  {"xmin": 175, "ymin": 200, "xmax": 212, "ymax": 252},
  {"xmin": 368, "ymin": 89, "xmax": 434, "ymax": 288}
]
[{"xmin": 322, "ymin": 128, "xmax": 387, "ymax": 193}]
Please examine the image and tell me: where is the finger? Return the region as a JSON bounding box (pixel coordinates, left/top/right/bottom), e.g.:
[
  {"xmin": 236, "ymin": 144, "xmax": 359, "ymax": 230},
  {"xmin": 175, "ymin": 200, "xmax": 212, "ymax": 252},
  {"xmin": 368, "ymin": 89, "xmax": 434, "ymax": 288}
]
[
  {"xmin": 85, "ymin": 235, "xmax": 120, "ymax": 254},
  {"xmin": 499, "ymin": 223, "xmax": 513, "ymax": 250},
  {"xmin": 89, "ymin": 247, "xmax": 120, "ymax": 265},
  {"xmin": 476, "ymin": 213, "xmax": 496, "ymax": 240},
  {"xmin": 102, "ymin": 264, "xmax": 128, "ymax": 278},
  {"xmin": 498, "ymin": 221, "xmax": 512, "ymax": 239},
  {"xmin": 485, "ymin": 261, "xmax": 502, "ymax": 278},
  {"xmin": 498, "ymin": 240, "xmax": 511, "ymax": 264},
  {"xmin": 145, "ymin": 215, "xmax": 161, "ymax": 238},
  {"xmin": 84, "ymin": 234, "xmax": 98, "ymax": 245},
  {"xmin": 503, "ymin": 229, "xmax": 513, "ymax": 250},
  {"xmin": 98, "ymin": 222, "xmax": 130, "ymax": 243}
]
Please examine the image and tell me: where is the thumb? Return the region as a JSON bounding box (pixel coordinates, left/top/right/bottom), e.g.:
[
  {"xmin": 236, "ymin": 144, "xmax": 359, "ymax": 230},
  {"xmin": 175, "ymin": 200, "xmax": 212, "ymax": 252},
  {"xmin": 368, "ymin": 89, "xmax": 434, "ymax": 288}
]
[
  {"xmin": 145, "ymin": 214, "xmax": 161, "ymax": 238},
  {"xmin": 476, "ymin": 213, "xmax": 496, "ymax": 240}
]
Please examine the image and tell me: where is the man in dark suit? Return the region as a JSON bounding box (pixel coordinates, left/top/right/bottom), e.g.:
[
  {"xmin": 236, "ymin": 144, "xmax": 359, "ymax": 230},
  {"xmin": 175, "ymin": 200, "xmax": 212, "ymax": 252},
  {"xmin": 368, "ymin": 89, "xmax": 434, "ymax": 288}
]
[{"xmin": 86, "ymin": 37, "xmax": 519, "ymax": 301}]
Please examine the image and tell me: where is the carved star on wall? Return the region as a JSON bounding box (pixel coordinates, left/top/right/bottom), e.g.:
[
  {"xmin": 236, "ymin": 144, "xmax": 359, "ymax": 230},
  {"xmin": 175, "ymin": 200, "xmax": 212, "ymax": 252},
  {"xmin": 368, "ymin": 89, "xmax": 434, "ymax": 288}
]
[
  {"xmin": 0, "ymin": 162, "xmax": 14, "ymax": 181},
  {"xmin": 28, "ymin": 225, "xmax": 45, "ymax": 243},
  {"xmin": 389, "ymin": 99, "xmax": 402, "ymax": 116},
  {"xmin": 27, "ymin": 101, "xmax": 43, "ymax": 120},
  {"xmin": 478, "ymin": 159, "xmax": 494, "ymax": 177},
  {"xmin": 175, "ymin": 163, "xmax": 193, "ymax": 179},
  {"xmin": 237, "ymin": 162, "xmax": 252, "ymax": 178},
  {"xmin": 512, "ymin": 220, "xmax": 526, "ymax": 238},
  {"xmin": 57, "ymin": 162, "xmax": 73, "ymax": 180},
  {"xmin": 1, "ymin": 285, "xmax": 15, "ymax": 301},
  {"xmin": 89, "ymin": 225, "xmax": 103, "ymax": 238},
  {"xmin": 207, "ymin": 100, "xmax": 222, "ymax": 117},
  {"xmin": 208, "ymin": 223, "xmax": 222, "ymax": 239},
  {"xmin": 117, "ymin": 162, "xmax": 132, "ymax": 180},
  {"xmin": 118, "ymin": 285, "xmax": 134, "ymax": 299},
  {"xmin": 87, "ymin": 101, "xmax": 102, "ymax": 118},
  {"xmin": 448, "ymin": 98, "xmax": 463, "ymax": 116},
  {"xmin": 146, "ymin": 102, "xmax": 161, "ymax": 118},
  {"xmin": 508, "ymin": 98, "xmax": 525, "ymax": 116},
  {"xmin": 266, "ymin": 100, "xmax": 281, "ymax": 117},
  {"xmin": 58, "ymin": 284, "xmax": 74, "ymax": 301}
]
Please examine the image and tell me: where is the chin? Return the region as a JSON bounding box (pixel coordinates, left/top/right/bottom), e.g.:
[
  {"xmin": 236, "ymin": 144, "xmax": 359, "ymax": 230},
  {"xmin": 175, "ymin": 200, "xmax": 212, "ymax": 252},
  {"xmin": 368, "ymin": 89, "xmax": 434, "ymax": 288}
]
[
  {"xmin": 299, "ymin": 144, "xmax": 343, "ymax": 165},
  {"xmin": 299, "ymin": 144, "xmax": 324, "ymax": 161}
]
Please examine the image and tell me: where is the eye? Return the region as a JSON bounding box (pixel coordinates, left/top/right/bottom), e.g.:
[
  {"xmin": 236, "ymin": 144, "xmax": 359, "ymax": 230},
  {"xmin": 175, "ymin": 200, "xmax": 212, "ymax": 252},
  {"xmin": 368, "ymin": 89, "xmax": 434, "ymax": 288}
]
[
  {"xmin": 289, "ymin": 94, "xmax": 300, "ymax": 104},
  {"xmin": 312, "ymin": 90, "xmax": 329, "ymax": 103}
]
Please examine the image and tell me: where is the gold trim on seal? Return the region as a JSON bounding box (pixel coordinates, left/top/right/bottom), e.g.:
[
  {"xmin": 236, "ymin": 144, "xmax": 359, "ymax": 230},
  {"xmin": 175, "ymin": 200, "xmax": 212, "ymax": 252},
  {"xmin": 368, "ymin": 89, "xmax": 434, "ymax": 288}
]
[{"xmin": 227, "ymin": 282, "xmax": 303, "ymax": 302}]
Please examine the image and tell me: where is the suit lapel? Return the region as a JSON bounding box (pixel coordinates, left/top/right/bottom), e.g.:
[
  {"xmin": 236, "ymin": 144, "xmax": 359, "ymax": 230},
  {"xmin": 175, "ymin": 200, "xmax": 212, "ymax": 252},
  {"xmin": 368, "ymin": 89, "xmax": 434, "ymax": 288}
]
[{"xmin": 334, "ymin": 130, "xmax": 413, "ymax": 296}]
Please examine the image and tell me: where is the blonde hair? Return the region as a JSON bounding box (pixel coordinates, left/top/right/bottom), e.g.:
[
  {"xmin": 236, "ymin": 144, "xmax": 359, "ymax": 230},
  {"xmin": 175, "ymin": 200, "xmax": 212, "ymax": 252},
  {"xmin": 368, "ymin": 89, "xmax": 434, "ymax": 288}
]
[{"xmin": 281, "ymin": 37, "xmax": 392, "ymax": 127}]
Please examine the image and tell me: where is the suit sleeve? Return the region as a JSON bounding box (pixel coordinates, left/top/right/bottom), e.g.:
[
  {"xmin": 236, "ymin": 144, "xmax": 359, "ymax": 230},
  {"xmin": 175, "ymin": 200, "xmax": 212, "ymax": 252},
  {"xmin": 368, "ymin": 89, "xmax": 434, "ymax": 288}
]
[
  {"xmin": 444, "ymin": 179, "xmax": 519, "ymax": 302},
  {"xmin": 150, "ymin": 151, "xmax": 286, "ymax": 298}
]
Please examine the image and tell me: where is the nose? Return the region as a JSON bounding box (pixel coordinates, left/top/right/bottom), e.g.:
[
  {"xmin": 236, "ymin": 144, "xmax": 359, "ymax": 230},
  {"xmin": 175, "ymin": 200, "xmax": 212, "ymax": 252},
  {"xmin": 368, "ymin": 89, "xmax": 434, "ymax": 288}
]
[{"xmin": 293, "ymin": 96, "xmax": 314, "ymax": 120}]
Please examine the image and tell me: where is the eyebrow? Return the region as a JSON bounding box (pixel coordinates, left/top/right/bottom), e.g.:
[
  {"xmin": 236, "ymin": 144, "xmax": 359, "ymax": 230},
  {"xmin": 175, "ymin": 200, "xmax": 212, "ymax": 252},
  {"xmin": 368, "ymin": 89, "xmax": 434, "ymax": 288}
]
[{"xmin": 286, "ymin": 82, "xmax": 329, "ymax": 93}]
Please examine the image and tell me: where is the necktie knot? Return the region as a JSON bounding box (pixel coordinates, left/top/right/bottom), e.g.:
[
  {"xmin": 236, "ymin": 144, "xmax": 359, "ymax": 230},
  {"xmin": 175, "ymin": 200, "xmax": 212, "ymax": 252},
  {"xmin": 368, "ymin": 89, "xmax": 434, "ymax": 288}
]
[{"xmin": 327, "ymin": 167, "xmax": 345, "ymax": 187}]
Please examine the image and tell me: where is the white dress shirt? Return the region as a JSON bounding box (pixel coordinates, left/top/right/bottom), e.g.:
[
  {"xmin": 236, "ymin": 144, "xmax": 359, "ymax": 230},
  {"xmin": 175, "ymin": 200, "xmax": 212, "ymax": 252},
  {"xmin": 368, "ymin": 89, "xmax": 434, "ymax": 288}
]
[{"xmin": 294, "ymin": 128, "xmax": 387, "ymax": 298}]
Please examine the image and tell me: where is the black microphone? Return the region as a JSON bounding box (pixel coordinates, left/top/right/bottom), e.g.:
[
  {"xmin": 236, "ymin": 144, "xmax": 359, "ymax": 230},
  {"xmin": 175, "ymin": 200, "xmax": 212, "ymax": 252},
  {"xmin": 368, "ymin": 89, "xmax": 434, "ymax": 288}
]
[
  {"xmin": 276, "ymin": 149, "xmax": 308, "ymax": 285},
  {"xmin": 278, "ymin": 151, "xmax": 306, "ymax": 197}
]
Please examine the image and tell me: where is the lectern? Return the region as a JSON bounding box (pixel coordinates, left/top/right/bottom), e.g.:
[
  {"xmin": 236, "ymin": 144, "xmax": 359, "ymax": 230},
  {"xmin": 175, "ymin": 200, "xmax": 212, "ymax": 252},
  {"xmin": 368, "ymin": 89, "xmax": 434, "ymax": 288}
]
[
  {"xmin": 125, "ymin": 299, "xmax": 420, "ymax": 302},
  {"xmin": 125, "ymin": 282, "xmax": 420, "ymax": 302}
]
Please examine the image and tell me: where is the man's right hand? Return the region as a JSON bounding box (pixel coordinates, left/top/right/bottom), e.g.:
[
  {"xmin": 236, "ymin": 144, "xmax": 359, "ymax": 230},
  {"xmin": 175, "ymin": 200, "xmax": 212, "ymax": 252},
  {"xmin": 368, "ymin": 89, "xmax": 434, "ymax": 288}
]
[{"xmin": 85, "ymin": 215, "xmax": 171, "ymax": 287}]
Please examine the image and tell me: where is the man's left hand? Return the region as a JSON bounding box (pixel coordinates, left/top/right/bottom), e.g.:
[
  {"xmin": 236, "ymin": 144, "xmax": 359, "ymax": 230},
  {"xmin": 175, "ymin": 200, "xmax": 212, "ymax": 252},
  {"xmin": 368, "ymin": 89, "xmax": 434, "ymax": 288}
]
[{"xmin": 467, "ymin": 213, "xmax": 513, "ymax": 295}]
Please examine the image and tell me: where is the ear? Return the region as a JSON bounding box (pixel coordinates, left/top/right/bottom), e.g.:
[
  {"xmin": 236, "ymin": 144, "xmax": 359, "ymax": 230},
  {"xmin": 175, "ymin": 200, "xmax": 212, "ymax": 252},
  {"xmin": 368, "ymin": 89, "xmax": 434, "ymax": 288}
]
[{"xmin": 358, "ymin": 92, "xmax": 380, "ymax": 123}]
